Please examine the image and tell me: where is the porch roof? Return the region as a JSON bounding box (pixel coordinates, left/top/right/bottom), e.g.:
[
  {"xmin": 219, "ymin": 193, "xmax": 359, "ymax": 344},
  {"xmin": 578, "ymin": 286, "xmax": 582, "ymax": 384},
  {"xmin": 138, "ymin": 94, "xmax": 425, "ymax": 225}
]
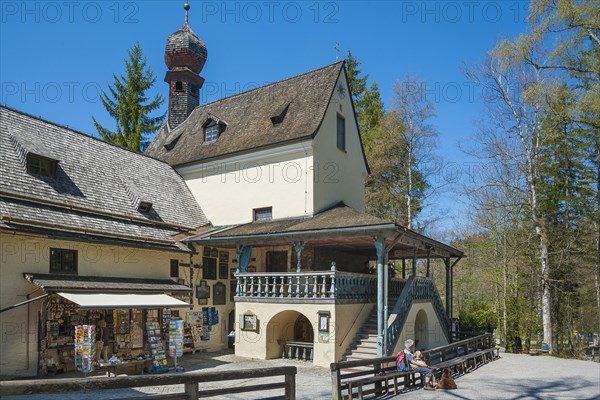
[
  {"xmin": 24, "ymin": 273, "xmax": 192, "ymax": 293},
  {"xmin": 189, "ymin": 205, "xmax": 463, "ymax": 259}
]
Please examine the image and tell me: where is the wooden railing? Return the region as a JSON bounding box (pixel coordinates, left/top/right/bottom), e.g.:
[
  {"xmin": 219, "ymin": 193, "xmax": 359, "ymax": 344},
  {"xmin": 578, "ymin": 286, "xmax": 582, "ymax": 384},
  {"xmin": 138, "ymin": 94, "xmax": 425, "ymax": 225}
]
[
  {"xmin": 385, "ymin": 277, "xmax": 452, "ymax": 356},
  {"xmin": 422, "ymin": 333, "xmax": 495, "ymax": 365},
  {"xmin": 0, "ymin": 366, "xmax": 297, "ymax": 399}
]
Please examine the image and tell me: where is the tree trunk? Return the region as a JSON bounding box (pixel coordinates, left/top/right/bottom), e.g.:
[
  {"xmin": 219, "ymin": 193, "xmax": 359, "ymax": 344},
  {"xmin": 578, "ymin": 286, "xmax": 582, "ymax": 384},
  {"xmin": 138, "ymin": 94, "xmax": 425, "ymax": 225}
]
[
  {"xmin": 596, "ymin": 143, "xmax": 600, "ymax": 338},
  {"xmin": 407, "ymin": 135, "xmax": 413, "ymax": 229}
]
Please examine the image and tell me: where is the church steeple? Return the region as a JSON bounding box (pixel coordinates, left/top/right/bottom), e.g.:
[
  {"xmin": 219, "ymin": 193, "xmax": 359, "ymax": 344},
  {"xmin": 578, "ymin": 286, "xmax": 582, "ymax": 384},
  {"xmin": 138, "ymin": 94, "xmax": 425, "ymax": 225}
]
[{"xmin": 164, "ymin": 2, "xmax": 207, "ymax": 130}]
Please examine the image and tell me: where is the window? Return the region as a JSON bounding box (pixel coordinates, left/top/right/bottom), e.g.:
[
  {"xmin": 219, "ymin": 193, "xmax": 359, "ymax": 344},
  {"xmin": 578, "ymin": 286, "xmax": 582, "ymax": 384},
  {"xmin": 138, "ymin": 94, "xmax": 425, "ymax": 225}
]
[
  {"xmin": 204, "ymin": 121, "xmax": 219, "ymax": 143},
  {"xmin": 337, "ymin": 114, "xmax": 346, "ymax": 151},
  {"xmin": 27, "ymin": 154, "xmax": 57, "ymax": 178},
  {"xmin": 137, "ymin": 201, "xmax": 153, "ymax": 213},
  {"xmin": 174, "ymin": 81, "xmax": 184, "ymax": 92},
  {"xmin": 253, "ymin": 207, "xmax": 272, "ymax": 221},
  {"xmin": 170, "ymin": 259, "xmax": 179, "ymax": 278},
  {"xmin": 49, "ymin": 248, "xmax": 78, "ymax": 274}
]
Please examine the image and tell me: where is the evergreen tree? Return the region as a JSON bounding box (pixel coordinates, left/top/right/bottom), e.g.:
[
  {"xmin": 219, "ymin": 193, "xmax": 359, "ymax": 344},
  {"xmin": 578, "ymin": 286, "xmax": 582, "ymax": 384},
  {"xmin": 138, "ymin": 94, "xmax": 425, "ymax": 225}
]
[
  {"xmin": 93, "ymin": 42, "xmax": 165, "ymax": 152},
  {"xmin": 345, "ymin": 50, "xmax": 385, "ymax": 144}
]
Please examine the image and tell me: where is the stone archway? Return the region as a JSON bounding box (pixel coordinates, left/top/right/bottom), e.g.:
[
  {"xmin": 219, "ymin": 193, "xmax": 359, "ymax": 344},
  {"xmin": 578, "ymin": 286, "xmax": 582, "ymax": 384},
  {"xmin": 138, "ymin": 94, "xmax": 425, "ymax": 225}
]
[
  {"xmin": 266, "ymin": 310, "xmax": 314, "ymax": 360},
  {"xmin": 415, "ymin": 309, "xmax": 429, "ymax": 350}
]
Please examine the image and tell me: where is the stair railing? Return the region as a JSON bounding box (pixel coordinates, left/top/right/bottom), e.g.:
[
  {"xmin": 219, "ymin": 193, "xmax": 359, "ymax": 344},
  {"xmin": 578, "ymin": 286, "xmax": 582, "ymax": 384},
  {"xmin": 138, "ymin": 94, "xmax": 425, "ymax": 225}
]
[{"xmin": 385, "ymin": 277, "xmax": 451, "ymax": 356}]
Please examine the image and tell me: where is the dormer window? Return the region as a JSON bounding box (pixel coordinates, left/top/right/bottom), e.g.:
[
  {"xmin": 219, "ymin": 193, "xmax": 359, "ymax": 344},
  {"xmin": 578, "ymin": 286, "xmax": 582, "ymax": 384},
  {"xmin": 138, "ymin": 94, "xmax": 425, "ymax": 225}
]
[
  {"xmin": 271, "ymin": 102, "xmax": 290, "ymax": 126},
  {"xmin": 137, "ymin": 201, "xmax": 153, "ymax": 213},
  {"xmin": 204, "ymin": 121, "xmax": 219, "ymax": 143},
  {"xmin": 27, "ymin": 153, "xmax": 57, "ymax": 178}
]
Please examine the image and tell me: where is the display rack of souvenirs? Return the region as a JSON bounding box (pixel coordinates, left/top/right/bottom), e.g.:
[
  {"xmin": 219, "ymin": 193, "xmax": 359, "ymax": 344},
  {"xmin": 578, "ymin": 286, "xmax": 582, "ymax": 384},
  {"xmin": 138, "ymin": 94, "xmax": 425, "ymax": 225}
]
[
  {"xmin": 169, "ymin": 320, "xmax": 184, "ymax": 358},
  {"xmin": 74, "ymin": 325, "xmax": 96, "ymax": 375},
  {"xmin": 145, "ymin": 321, "xmax": 168, "ymax": 373},
  {"xmin": 162, "ymin": 309, "xmax": 171, "ymax": 338},
  {"xmin": 168, "ymin": 320, "xmax": 184, "ymax": 371}
]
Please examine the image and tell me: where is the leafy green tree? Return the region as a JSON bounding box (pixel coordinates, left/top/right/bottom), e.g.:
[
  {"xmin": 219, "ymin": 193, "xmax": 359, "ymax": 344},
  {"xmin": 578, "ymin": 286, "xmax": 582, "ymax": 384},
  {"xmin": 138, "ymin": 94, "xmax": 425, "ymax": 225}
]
[{"xmin": 93, "ymin": 42, "xmax": 165, "ymax": 152}]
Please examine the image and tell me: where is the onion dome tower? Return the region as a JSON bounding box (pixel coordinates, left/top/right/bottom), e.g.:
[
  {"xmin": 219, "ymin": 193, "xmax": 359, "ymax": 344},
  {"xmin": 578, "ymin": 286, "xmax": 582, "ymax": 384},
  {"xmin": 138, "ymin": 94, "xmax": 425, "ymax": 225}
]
[{"xmin": 165, "ymin": 2, "xmax": 207, "ymax": 129}]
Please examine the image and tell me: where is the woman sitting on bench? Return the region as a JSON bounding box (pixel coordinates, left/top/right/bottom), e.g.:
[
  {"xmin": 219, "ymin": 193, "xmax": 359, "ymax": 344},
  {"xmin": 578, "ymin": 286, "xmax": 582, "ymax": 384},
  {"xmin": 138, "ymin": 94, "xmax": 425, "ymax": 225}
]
[{"xmin": 398, "ymin": 339, "xmax": 435, "ymax": 391}]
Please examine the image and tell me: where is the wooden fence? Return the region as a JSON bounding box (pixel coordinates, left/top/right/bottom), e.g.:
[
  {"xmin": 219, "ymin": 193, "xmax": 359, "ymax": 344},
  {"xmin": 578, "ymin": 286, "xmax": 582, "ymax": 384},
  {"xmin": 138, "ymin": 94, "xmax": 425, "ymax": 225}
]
[{"xmin": 0, "ymin": 366, "xmax": 297, "ymax": 400}]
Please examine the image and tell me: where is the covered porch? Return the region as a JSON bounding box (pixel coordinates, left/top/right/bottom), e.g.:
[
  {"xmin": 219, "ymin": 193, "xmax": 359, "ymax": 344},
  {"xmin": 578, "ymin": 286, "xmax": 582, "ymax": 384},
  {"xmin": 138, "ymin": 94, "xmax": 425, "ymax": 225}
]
[{"xmin": 189, "ymin": 204, "xmax": 463, "ymax": 366}]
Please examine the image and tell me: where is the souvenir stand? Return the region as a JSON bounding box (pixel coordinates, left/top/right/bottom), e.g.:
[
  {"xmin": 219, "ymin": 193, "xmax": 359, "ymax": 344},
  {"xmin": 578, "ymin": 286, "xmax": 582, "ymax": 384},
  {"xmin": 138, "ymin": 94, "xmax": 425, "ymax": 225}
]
[
  {"xmin": 145, "ymin": 320, "xmax": 168, "ymax": 373},
  {"xmin": 74, "ymin": 325, "xmax": 96, "ymax": 376},
  {"xmin": 168, "ymin": 319, "xmax": 184, "ymax": 371}
]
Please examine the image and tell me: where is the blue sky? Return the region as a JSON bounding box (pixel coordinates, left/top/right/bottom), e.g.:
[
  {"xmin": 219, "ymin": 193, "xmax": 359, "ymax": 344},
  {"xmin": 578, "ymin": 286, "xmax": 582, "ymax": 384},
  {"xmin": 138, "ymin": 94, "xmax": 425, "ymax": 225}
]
[{"xmin": 0, "ymin": 0, "xmax": 529, "ymax": 233}]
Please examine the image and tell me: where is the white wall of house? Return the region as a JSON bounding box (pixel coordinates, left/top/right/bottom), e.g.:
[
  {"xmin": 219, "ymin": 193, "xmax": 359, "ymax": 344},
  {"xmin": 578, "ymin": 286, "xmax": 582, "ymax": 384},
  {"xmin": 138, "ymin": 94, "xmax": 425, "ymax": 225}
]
[
  {"xmin": 312, "ymin": 73, "xmax": 367, "ymax": 213},
  {"xmin": 0, "ymin": 234, "xmax": 233, "ymax": 378},
  {"xmin": 390, "ymin": 302, "xmax": 450, "ymax": 356},
  {"xmin": 179, "ymin": 142, "xmax": 315, "ymax": 226},
  {"xmin": 233, "ymin": 301, "xmax": 373, "ymax": 368}
]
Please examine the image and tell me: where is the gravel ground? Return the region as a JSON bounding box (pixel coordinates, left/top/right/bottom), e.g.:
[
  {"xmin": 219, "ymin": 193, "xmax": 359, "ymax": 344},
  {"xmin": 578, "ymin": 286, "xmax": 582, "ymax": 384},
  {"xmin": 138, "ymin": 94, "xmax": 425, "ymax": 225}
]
[{"xmin": 2, "ymin": 350, "xmax": 599, "ymax": 399}]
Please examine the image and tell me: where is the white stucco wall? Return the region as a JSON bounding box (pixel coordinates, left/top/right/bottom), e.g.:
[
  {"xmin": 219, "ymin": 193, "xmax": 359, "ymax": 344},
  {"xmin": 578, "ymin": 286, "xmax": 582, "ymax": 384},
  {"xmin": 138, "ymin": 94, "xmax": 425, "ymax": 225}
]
[
  {"xmin": 179, "ymin": 142, "xmax": 314, "ymax": 225},
  {"xmin": 312, "ymin": 73, "xmax": 367, "ymax": 213},
  {"xmin": 0, "ymin": 234, "xmax": 235, "ymax": 378},
  {"xmin": 390, "ymin": 301, "xmax": 450, "ymax": 355},
  {"xmin": 233, "ymin": 301, "xmax": 372, "ymax": 368}
]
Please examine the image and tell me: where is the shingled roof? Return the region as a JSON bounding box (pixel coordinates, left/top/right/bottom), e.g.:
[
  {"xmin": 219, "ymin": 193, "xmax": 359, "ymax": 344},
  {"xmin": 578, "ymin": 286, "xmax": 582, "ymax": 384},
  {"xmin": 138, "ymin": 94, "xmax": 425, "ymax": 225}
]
[
  {"xmin": 145, "ymin": 62, "xmax": 344, "ymax": 166},
  {"xmin": 0, "ymin": 106, "xmax": 208, "ymax": 250}
]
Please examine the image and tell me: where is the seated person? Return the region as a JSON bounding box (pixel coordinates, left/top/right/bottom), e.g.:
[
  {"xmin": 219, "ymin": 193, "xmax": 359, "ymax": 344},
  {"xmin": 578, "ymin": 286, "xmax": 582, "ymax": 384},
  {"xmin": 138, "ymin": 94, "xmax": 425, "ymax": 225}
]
[{"xmin": 398, "ymin": 339, "xmax": 435, "ymax": 390}]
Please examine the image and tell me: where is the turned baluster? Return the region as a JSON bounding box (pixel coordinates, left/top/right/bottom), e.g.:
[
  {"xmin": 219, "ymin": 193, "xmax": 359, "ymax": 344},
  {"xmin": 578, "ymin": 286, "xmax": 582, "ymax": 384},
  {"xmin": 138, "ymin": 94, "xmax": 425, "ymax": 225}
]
[
  {"xmin": 250, "ymin": 276, "xmax": 255, "ymax": 297},
  {"xmin": 280, "ymin": 276, "xmax": 285, "ymax": 297},
  {"xmin": 256, "ymin": 276, "xmax": 262, "ymax": 297},
  {"xmin": 287, "ymin": 276, "xmax": 293, "ymax": 298},
  {"xmin": 271, "ymin": 276, "xmax": 277, "ymax": 297},
  {"xmin": 312, "ymin": 274, "xmax": 318, "ymax": 298},
  {"xmin": 303, "ymin": 275, "xmax": 310, "ymax": 298},
  {"xmin": 242, "ymin": 276, "xmax": 247, "ymax": 296}
]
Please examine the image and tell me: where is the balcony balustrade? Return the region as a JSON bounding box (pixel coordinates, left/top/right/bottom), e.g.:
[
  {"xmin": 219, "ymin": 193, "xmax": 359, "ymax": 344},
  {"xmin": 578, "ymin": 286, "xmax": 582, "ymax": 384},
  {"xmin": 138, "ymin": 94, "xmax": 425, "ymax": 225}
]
[{"xmin": 235, "ymin": 270, "xmax": 405, "ymax": 304}]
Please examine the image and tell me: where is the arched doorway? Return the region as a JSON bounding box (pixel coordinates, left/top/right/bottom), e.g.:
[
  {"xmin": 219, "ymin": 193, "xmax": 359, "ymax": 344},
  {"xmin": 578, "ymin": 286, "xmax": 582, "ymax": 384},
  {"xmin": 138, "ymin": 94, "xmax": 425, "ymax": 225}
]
[
  {"xmin": 294, "ymin": 314, "xmax": 314, "ymax": 342},
  {"xmin": 415, "ymin": 309, "xmax": 429, "ymax": 350},
  {"xmin": 266, "ymin": 310, "xmax": 314, "ymax": 361}
]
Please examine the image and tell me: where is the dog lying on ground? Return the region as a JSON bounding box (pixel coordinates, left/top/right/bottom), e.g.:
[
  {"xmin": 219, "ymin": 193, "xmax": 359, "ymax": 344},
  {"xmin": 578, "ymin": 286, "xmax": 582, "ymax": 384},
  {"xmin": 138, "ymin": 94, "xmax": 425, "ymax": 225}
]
[{"xmin": 435, "ymin": 368, "xmax": 458, "ymax": 390}]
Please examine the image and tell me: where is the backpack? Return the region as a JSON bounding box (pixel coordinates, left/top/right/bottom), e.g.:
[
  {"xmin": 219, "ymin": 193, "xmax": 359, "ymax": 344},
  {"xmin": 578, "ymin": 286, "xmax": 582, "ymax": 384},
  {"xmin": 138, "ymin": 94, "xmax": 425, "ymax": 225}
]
[{"xmin": 396, "ymin": 350, "xmax": 409, "ymax": 371}]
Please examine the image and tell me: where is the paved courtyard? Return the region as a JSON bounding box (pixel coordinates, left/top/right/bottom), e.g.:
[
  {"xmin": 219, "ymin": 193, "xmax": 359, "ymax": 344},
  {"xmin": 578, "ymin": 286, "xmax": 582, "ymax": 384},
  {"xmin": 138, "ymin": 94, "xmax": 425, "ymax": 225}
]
[{"xmin": 2, "ymin": 350, "xmax": 599, "ymax": 399}]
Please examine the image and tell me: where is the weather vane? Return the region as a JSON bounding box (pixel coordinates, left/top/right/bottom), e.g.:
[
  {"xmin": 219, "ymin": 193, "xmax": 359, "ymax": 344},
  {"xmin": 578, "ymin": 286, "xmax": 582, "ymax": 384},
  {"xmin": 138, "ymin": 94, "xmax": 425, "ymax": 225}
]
[
  {"xmin": 335, "ymin": 42, "xmax": 339, "ymax": 62},
  {"xmin": 184, "ymin": 1, "xmax": 190, "ymax": 24}
]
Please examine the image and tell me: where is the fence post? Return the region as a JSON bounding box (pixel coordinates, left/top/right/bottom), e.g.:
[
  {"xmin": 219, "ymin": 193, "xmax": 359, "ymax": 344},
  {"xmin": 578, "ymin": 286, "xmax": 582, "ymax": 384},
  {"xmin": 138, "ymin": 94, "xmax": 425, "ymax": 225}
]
[
  {"xmin": 330, "ymin": 364, "xmax": 342, "ymax": 400},
  {"xmin": 184, "ymin": 382, "xmax": 199, "ymax": 400},
  {"xmin": 285, "ymin": 371, "xmax": 296, "ymax": 400}
]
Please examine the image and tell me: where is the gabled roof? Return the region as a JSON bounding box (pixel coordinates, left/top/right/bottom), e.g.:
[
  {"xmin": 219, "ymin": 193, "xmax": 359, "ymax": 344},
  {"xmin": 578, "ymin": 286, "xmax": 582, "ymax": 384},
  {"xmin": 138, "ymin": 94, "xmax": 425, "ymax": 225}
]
[
  {"xmin": 0, "ymin": 106, "xmax": 208, "ymax": 249},
  {"xmin": 145, "ymin": 62, "xmax": 344, "ymax": 166}
]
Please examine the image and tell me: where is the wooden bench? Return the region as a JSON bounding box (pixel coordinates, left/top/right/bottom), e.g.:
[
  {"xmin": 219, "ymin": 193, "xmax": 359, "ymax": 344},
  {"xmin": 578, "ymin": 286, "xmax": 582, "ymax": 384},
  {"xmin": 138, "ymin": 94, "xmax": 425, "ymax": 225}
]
[
  {"xmin": 331, "ymin": 357, "xmax": 422, "ymax": 400},
  {"xmin": 463, "ymin": 347, "xmax": 499, "ymax": 371}
]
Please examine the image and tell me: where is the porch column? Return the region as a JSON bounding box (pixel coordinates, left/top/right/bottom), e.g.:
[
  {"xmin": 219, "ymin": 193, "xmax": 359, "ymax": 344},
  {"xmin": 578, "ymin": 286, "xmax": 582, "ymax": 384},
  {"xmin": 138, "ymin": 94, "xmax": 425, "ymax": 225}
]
[
  {"xmin": 383, "ymin": 254, "xmax": 389, "ymax": 354},
  {"xmin": 412, "ymin": 247, "xmax": 417, "ymax": 277},
  {"xmin": 292, "ymin": 241, "xmax": 305, "ymax": 273},
  {"xmin": 444, "ymin": 257, "xmax": 451, "ymax": 320},
  {"xmin": 374, "ymin": 235, "xmax": 385, "ymax": 357},
  {"xmin": 236, "ymin": 245, "xmax": 252, "ymax": 273},
  {"xmin": 402, "ymin": 258, "xmax": 406, "ymax": 279},
  {"xmin": 426, "ymin": 249, "xmax": 431, "ymax": 278}
]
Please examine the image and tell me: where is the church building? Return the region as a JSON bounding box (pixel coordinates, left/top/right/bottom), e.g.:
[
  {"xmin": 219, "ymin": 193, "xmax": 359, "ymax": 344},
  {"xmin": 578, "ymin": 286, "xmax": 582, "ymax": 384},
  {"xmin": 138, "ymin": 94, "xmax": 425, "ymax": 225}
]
[{"xmin": 0, "ymin": 3, "xmax": 462, "ymax": 378}]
